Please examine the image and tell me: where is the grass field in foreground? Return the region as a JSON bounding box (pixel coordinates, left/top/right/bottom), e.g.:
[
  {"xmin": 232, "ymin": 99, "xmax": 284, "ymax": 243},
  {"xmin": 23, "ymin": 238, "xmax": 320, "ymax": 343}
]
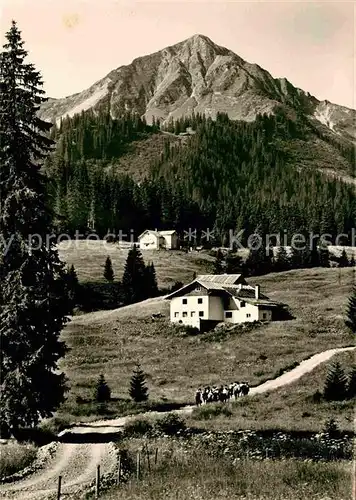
[
  {"xmin": 58, "ymin": 267, "xmax": 355, "ymax": 426},
  {"xmin": 188, "ymin": 350, "xmax": 355, "ymax": 432},
  {"xmin": 0, "ymin": 442, "xmax": 37, "ymax": 479},
  {"xmin": 101, "ymin": 439, "xmax": 352, "ymax": 500},
  {"xmin": 57, "ymin": 240, "xmax": 215, "ymax": 288}
]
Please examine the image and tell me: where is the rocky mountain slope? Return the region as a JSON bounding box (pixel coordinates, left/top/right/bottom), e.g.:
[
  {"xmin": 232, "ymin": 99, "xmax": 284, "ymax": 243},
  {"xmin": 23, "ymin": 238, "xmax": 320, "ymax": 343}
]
[{"xmin": 39, "ymin": 34, "xmax": 355, "ymax": 144}]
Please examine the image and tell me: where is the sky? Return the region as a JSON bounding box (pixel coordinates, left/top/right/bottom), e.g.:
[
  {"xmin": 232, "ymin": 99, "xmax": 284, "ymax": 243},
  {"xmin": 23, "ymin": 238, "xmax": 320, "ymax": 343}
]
[{"xmin": 0, "ymin": 0, "xmax": 354, "ymax": 109}]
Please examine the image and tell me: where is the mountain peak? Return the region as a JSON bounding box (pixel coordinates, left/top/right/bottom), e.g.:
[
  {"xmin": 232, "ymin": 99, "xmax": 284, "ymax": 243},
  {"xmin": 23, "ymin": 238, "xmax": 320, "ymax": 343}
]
[{"xmin": 38, "ymin": 34, "xmax": 355, "ymax": 142}]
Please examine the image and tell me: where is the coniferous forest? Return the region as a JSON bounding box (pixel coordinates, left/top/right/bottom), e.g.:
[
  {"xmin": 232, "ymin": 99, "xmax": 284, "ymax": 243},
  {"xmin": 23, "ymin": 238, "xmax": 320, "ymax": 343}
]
[{"xmin": 44, "ymin": 109, "xmax": 355, "ymax": 245}]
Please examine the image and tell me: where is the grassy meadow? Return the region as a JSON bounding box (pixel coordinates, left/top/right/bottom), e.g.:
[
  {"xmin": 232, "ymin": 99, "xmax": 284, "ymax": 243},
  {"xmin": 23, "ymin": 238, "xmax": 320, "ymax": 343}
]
[
  {"xmin": 101, "ymin": 437, "xmax": 353, "ymax": 500},
  {"xmin": 57, "ymin": 240, "xmax": 215, "ymax": 288},
  {"xmin": 0, "ymin": 442, "xmax": 37, "ymax": 479},
  {"xmin": 57, "ymin": 266, "xmax": 355, "ymax": 427}
]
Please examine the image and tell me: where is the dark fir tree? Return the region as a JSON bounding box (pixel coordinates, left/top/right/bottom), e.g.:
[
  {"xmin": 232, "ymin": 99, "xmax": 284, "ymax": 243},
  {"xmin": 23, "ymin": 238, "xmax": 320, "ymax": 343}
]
[
  {"xmin": 121, "ymin": 245, "xmax": 148, "ymax": 304},
  {"xmin": 290, "ymin": 245, "xmax": 304, "ymax": 269},
  {"xmin": 129, "ymin": 364, "xmax": 149, "ymax": 402},
  {"xmin": 94, "ymin": 374, "xmax": 111, "ymax": 403},
  {"xmin": 323, "ymin": 362, "xmax": 348, "ymax": 401},
  {"xmin": 309, "ymin": 239, "xmax": 321, "ymax": 268},
  {"xmin": 347, "ymin": 366, "xmax": 356, "ymax": 399},
  {"xmin": 213, "ymin": 249, "xmax": 225, "ymax": 274},
  {"xmin": 245, "ymin": 230, "xmax": 272, "ymax": 276},
  {"xmin": 345, "ymin": 286, "xmax": 356, "ymax": 333},
  {"xmin": 0, "ymin": 22, "xmax": 71, "ymax": 434},
  {"xmin": 103, "ymin": 255, "xmax": 115, "ymax": 282},
  {"xmin": 318, "ymin": 243, "xmax": 330, "ymax": 268},
  {"xmin": 350, "ymin": 255, "xmax": 355, "ymax": 268},
  {"xmin": 225, "ymin": 252, "xmax": 244, "ymax": 274},
  {"xmin": 145, "ymin": 262, "xmax": 158, "ymax": 298},
  {"xmin": 274, "ymin": 246, "xmax": 290, "ymax": 272},
  {"xmin": 338, "ymin": 249, "xmax": 349, "ymax": 268},
  {"xmin": 66, "ymin": 264, "xmax": 79, "ymax": 309}
]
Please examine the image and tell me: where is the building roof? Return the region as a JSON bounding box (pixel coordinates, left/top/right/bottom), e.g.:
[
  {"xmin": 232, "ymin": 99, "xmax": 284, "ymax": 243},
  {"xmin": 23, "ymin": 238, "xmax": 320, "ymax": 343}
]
[
  {"xmin": 223, "ymin": 286, "xmax": 269, "ymax": 300},
  {"xmin": 196, "ymin": 274, "xmax": 244, "ymax": 285},
  {"xmin": 138, "ymin": 230, "xmax": 164, "ymax": 240},
  {"xmin": 159, "ymin": 230, "xmax": 177, "ymax": 236},
  {"xmin": 165, "ymin": 276, "xmax": 286, "ymax": 307},
  {"xmin": 138, "ymin": 229, "xmax": 176, "ymax": 239}
]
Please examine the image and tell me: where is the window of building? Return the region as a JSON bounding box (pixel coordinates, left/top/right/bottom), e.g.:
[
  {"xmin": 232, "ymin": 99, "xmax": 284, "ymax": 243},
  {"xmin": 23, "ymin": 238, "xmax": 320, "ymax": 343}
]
[
  {"xmin": 195, "ymin": 286, "xmax": 201, "ymax": 292},
  {"xmin": 240, "ymin": 301, "xmax": 246, "ymax": 307},
  {"xmin": 263, "ymin": 312, "xmax": 267, "ymax": 319},
  {"xmin": 246, "ymin": 313, "xmax": 251, "ymax": 318},
  {"xmin": 182, "ymin": 312, "xmax": 188, "ymax": 317},
  {"xmin": 191, "ymin": 311, "xmax": 195, "ymax": 317},
  {"xmin": 225, "ymin": 311, "xmax": 233, "ymax": 318},
  {"xmin": 174, "ymin": 312, "xmax": 179, "ymax": 318},
  {"xmin": 182, "ymin": 298, "xmax": 187, "ymax": 304},
  {"xmin": 197, "ymin": 298, "xmax": 203, "ymax": 304},
  {"xmin": 199, "ymin": 311, "xmax": 204, "ymax": 317}
]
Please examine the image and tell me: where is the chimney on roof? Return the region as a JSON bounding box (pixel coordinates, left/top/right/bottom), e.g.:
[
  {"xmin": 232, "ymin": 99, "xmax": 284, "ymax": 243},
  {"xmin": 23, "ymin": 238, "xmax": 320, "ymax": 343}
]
[{"xmin": 255, "ymin": 285, "xmax": 260, "ymax": 299}]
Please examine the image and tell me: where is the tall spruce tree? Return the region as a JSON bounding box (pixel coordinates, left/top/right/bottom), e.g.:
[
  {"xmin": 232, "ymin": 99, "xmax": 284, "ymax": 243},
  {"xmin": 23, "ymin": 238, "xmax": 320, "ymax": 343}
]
[
  {"xmin": 121, "ymin": 244, "xmax": 147, "ymax": 304},
  {"xmin": 145, "ymin": 262, "xmax": 158, "ymax": 298},
  {"xmin": 0, "ymin": 22, "xmax": 71, "ymax": 434},
  {"xmin": 345, "ymin": 286, "xmax": 356, "ymax": 333}
]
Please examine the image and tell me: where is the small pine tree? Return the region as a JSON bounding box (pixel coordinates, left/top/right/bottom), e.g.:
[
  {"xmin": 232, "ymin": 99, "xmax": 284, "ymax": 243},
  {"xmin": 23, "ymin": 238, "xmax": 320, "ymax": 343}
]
[
  {"xmin": 338, "ymin": 249, "xmax": 349, "ymax": 268},
  {"xmin": 349, "ymin": 255, "xmax": 355, "ymax": 267},
  {"xmin": 129, "ymin": 364, "xmax": 149, "ymax": 402},
  {"xmin": 345, "ymin": 286, "xmax": 356, "ymax": 333},
  {"xmin": 323, "ymin": 362, "xmax": 348, "ymax": 401},
  {"xmin": 103, "ymin": 256, "xmax": 115, "ymax": 282},
  {"xmin": 322, "ymin": 417, "xmax": 340, "ymax": 438},
  {"xmin": 213, "ymin": 249, "xmax": 225, "ymax": 274},
  {"xmin": 94, "ymin": 374, "xmax": 111, "ymax": 403},
  {"xmin": 347, "ymin": 366, "xmax": 356, "ymax": 399}
]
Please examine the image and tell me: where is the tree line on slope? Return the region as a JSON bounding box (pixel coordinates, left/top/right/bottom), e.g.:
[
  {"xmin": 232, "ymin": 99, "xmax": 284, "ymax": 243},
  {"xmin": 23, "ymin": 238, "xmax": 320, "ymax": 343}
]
[
  {"xmin": 45, "ymin": 108, "xmax": 355, "ymax": 245},
  {"xmin": 213, "ymin": 243, "xmax": 355, "ymax": 278}
]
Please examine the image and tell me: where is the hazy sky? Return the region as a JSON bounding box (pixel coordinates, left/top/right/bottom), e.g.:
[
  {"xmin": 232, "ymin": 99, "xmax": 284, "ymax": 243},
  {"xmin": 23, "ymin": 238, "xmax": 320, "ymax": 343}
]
[{"xmin": 1, "ymin": 0, "xmax": 354, "ymax": 108}]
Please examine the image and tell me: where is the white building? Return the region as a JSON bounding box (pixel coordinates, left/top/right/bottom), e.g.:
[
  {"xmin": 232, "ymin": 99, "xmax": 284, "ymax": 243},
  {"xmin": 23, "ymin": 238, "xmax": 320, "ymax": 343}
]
[
  {"xmin": 138, "ymin": 230, "xmax": 179, "ymax": 250},
  {"xmin": 165, "ymin": 274, "xmax": 286, "ymax": 330}
]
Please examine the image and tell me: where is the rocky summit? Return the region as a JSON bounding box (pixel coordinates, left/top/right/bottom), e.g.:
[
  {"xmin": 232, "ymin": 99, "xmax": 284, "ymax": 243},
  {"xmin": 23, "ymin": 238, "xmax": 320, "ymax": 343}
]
[{"xmin": 39, "ymin": 34, "xmax": 355, "ymax": 142}]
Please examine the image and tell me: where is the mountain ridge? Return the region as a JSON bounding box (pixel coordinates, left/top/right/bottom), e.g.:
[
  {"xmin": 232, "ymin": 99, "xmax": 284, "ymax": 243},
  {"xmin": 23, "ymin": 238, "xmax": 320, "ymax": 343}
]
[{"xmin": 39, "ymin": 34, "xmax": 355, "ymax": 144}]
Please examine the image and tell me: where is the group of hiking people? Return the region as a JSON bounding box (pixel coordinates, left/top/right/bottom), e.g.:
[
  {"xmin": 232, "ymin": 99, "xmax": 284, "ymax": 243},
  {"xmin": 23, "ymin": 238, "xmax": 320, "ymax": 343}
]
[{"xmin": 195, "ymin": 382, "xmax": 250, "ymax": 406}]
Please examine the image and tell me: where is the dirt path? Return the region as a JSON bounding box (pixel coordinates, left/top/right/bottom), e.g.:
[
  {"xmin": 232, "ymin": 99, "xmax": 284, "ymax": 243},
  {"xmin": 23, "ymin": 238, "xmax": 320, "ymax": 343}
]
[
  {"xmin": 1, "ymin": 345, "xmax": 354, "ymax": 499},
  {"xmin": 1, "ymin": 443, "xmax": 116, "ymax": 499}
]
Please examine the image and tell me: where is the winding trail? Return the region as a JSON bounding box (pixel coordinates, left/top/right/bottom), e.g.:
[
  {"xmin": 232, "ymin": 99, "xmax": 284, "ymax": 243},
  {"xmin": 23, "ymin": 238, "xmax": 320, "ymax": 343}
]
[{"xmin": 1, "ymin": 345, "xmax": 354, "ymax": 499}]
